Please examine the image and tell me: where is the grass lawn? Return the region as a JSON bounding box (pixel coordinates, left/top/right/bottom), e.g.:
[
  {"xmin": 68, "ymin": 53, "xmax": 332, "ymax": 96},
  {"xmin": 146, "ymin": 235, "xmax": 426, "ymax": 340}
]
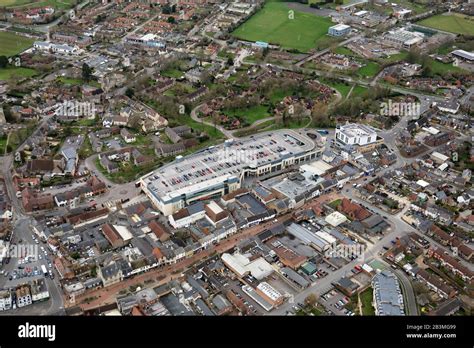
[
  {"xmin": 0, "ymin": 31, "xmax": 34, "ymax": 56},
  {"xmin": 358, "ymin": 62, "xmax": 381, "ymax": 78},
  {"xmin": 0, "ymin": 0, "xmax": 36, "ymax": 6},
  {"xmin": 328, "ymin": 199, "xmax": 342, "ymax": 209},
  {"xmin": 233, "ymin": 116, "xmax": 310, "ymax": 137},
  {"xmin": 0, "ymin": 137, "xmax": 8, "ymax": 155},
  {"xmin": 161, "ymin": 69, "xmax": 184, "ymax": 79},
  {"xmin": 223, "ymin": 105, "xmax": 271, "ymax": 125},
  {"xmin": 334, "ymin": 46, "xmax": 358, "ymax": 57},
  {"xmin": 330, "ymin": 82, "xmax": 352, "ymax": 98},
  {"xmin": 232, "ymin": 1, "xmax": 335, "ymax": 52},
  {"xmin": 163, "ymin": 83, "xmax": 195, "ymax": 97},
  {"xmin": 428, "ymin": 58, "xmax": 464, "ymax": 75},
  {"xmin": 0, "ymin": 66, "xmax": 37, "ymax": 80},
  {"xmin": 351, "ymin": 85, "xmax": 368, "ymax": 97},
  {"xmin": 268, "ymin": 116, "xmax": 310, "ymax": 131},
  {"xmin": 180, "ymin": 116, "xmax": 224, "ymax": 142},
  {"xmin": 217, "ymin": 50, "xmax": 235, "ymax": 60},
  {"xmin": 360, "ymin": 288, "xmax": 375, "ymax": 316},
  {"xmin": 418, "ymin": 13, "xmax": 474, "ymax": 35},
  {"xmin": 379, "ymin": 51, "xmax": 409, "ymax": 64},
  {"xmin": 95, "ymin": 158, "xmax": 161, "ymax": 184},
  {"xmin": 269, "ymin": 84, "xmax": 320, "ymax": 104},
  {"xmin": 0, "ymin": 123, "xmax": 36, "ymax": 153},
  {"xmin": 57, "ymin": 77, "xmax": 101, "ymax": 87},
  {"xmin": 4, "ymin": 0, "xmax": 75, "ymax": 9}
]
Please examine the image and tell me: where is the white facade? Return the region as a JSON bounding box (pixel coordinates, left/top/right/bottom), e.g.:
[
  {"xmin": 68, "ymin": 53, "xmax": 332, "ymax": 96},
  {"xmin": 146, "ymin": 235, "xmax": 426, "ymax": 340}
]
[
  {"xmin": 335, "ymin": 124, "xmax": 377, "ymax": 146},
  {"xmin": 33, "ymin": 41, "xmax": 79, "ymax": 55},
  {"xmin": 16, "ymin": 290, "xmax": 32, "ymax": 308},
  {"xmin": 0, "ymin": 290, "xmax": 12, "ymax": 311},
  {"xmin": 328, "ymin": 24, "xmax": 351, "ymax": 37}
]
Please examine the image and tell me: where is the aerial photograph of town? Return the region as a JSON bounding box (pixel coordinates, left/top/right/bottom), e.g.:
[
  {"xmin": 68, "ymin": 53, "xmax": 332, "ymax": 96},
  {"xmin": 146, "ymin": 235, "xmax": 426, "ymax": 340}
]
[{"xmin": 0, "ymin": 0, "xmax": 472, "ymax": 345}]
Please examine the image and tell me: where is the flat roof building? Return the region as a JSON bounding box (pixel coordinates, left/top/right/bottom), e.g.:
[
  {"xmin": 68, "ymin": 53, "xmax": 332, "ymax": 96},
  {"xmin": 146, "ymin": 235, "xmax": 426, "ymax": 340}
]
[
  {"xmin": 328, "ymin": 24, "xmax": 351, "ymax": 37},
  {"xmin": 451, "ymin": 49, "xmax": 474, "ymax": 62},
  {"xmin": 140, "ymin": 130, "xmax": 320, "ymax": 215},
  {"xmin": 335, "ymin": 123, "xmax": 378, "ymax": 147},
  {"xmin": 222, "ymin": 253, "xmax": 274, "ymax": 280},
  {"xmin": 372, "ymin": 270, "xmax": 405, "ymax": 316},
  {"xmin": 286, "ymin": 223, "xmax": 331, "ymax": 252},
  {"xmin": 256, "ymin": 282, "xmax": 283, "ymax": 306},
  {"xmin": 384, "ymin": 29, "xmax": 423, "ymax": 49}
]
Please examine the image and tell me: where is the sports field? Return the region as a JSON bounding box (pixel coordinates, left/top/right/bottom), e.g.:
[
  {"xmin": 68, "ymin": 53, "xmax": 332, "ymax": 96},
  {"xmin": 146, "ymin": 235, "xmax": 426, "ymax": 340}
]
[
  {"xmin": 417, "ymin": 13, "xmax": 474, "ymax": 36},
  {"xmin": 0, "ymin": 0, "xmax": 34, "ymax": 6},
  {"xmin": 0, "ymin": 31, "xmax": 34, "ymax": 56},
  {"xmin": 232, "ymin": 1, "xmax": 334, "ymax": 52},
  {"xmin": 0, "ymin": 67, "xmax": 37, "ymax": 81},
  {"xmin": 0, "ymin": 0, "xmax": 74, "ymax": 9}
]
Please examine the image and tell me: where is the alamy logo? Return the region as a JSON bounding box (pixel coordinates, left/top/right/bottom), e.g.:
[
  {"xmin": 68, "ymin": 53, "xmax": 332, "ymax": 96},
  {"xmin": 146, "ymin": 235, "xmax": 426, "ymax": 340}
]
[
  {"xmin": 217, "ymin": 147, "xmax": 258, "ymax": 166},
  {"xmin": 380, "ymin": 99, "xmax": 420, "ymax": 117},
  {"xmin": 18, "ymin": 322, "xmax": 56, "ymax": 341},
  {"xmin": 0, "ymin": 244, "xmax": 38, "ymax": 259},
  {"xmin": 55, "ymin": 100, "xmax": 96, "ymax": 118},
  {"xmin": 324, "ymin": 242, "xmax": 366, "ymax": 262}
]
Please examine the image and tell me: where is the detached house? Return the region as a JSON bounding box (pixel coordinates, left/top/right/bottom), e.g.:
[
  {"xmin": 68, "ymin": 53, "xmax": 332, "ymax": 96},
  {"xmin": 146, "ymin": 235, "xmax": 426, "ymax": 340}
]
[{"xmin": 121, "ymin": 128, "xmax": 136, "ymax": 143}]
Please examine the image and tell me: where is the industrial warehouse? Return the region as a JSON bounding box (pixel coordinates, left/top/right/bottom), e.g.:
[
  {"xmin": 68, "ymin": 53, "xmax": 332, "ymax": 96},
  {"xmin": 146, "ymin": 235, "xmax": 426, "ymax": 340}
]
[{"xmin": 140, "ymin": 130, "xmax": 323, "ymax": 215}]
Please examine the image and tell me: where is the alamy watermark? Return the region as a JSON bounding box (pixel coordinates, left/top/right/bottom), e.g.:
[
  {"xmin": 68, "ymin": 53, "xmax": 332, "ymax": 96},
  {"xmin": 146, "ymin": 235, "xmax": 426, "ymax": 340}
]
[
  {"xmin": 55, "ymin": 100, "xmax": 96, "ymax": 118},
  {"xmin": 217, "ymin": 147, "xmax": 258, "ymax": 167},
  {"xmin": 380, "ymin": 99, "xmax": 421, "ymax": 118},
  {"xmin": 324, "ymin": 242, "xmax": 366, "ymax": 262},
  {"xmin": 0, "ymin": 243, "xmax": 39, "ymax": 259}
]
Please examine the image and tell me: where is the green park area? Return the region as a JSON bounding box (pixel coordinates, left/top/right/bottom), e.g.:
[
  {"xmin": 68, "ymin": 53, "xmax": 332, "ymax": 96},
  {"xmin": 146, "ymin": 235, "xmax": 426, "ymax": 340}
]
[{"xmin": 223, "ymin": 105, "xmax": 271, "ymax": 125}]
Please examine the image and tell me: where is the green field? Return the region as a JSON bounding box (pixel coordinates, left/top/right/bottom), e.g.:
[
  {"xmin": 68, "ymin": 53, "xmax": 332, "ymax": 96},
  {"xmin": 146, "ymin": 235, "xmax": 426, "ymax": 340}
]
[
  {"xmin": 57, "ymin": 77, "xmax": 101, "ymax": 87},
  {"xmin": 0, "ymin": 67, "xmax": 37, "ymax": 80},
  {"xmin": 161, "ymin": 68, "xmax": 184, "ymax": 79},
  {"xmin": 360, "ymin": 288, "xmax": 375, "ymax": 316},
  {"xmin": 428, "ymin": 59, "xmax": 464, "ymax": 75},
  {"xmin": 418, "ymin": 13, "xmax": 474, "ymax": 36},
  {"xmin": 334, "ymin": 46, "xmax": 358, "ymax": 57},
  {"xmin": 351, "ymin": 85, "xmax": 368, "ymax": 97},
  {"xmin": 232, "ymin": 1, "xmax": 334, "ymax": 52},
  {"xmin": 379, "ymin": 52, "xmax": 409, "ymax": 64},
  {"xmin": 0, "ymin": 0, "xmax": 34, "ymax": 6},
  {"xmin": 0, "ymin": 31, "xmax": 34, "ymax": 56},
  {"xmin": 0, "ymin": 0, "xmax": 75, "ymax": 9},
  {"xmin": 223, "ymin": 105, "xmax": 271, "ymax": 124},
  {"xmin": 358, "ymin": 62, "xmax": 381, "ymax": 78},
  {"xmin": 327, "ymin": 81, "xmax": 352, "ymax": 98}
]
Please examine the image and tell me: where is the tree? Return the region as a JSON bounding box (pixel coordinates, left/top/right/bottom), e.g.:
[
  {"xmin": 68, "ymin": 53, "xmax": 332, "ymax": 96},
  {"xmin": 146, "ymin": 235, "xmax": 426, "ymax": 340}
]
[
  {"xmin": 82, "ymin": 63, "xmax": 93, "ymax": 82},
  {"xmin": 226, "ymin": 56, "xmax": 234, "ymax": 66},
  {"xmin": 162, "ymin": 4, "xmax": 171, "ymax": 14},
  {"xmin": 305, "ymin": 293, "xmax": 318, "ymax": 308},
  {"xmin": 0, "ymin": 56, "xmax": 8, "ymax": 68},
  {"xmin": 167, "ymin": 16, "xmax": 176, "ymax": 24},
  {"xmin": 125, "ymin": 87, "xmax": 135, "ymax": 98}
]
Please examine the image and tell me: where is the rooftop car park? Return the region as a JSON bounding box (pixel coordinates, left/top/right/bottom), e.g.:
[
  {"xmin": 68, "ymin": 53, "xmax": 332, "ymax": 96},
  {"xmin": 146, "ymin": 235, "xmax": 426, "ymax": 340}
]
[{"xmin": 141, "ymin": 130, "xmax": 321, "ymax": 215}]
